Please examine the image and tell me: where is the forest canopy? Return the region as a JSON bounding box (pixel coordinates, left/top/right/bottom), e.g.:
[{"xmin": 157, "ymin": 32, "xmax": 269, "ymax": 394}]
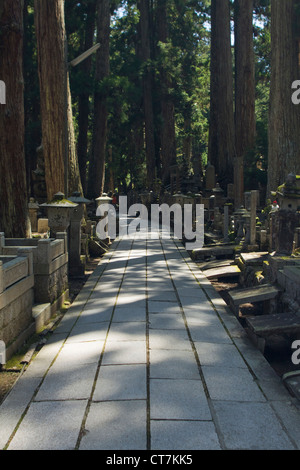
[{"xmin": 1, "ymin": 0, "xmax": 300, "ymax": 238}]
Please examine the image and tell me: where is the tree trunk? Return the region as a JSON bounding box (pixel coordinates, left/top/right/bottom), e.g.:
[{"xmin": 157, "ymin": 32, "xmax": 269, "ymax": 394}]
[
  {"xmin": 208, "ymin": 0, "xmax": 235, "ymax": 187},
  {"xmin": 138, "ymin": 0, "xmax": 156, "ymax": 189},
  {"xmin": 267, "ymin": 0, "xmax": 300, "ymax": 196},
  {"xmin": 0, "ymin": 0, "xmax": 30, "ymax": 238},
  {"xmin": 156, "ymin": 0, "xmax": 177, "ymax": 186},
  {"xmin": 234, "ymin": 0, "xmax": 256, "ymax": 206},
  {"xmin": 77, "ymin": 0, "xmax": 96, "ymax": 196},
  {"xmin": 34, "ymin": 0, "xmax": 82, "ymax": 200},
  {"xmin": 88, "ymin": 0, "xmax": 110, "ymax": 199}
]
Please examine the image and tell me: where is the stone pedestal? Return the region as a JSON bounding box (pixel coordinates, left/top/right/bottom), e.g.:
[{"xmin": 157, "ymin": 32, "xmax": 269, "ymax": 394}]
[
  {"xmin": 68, "ymin": 192, "xmax": 91, "ymax": 278},
  {"xmin": 272, "ymin": 209, "xmax": 300, "ymax": 255},
  {"xmin": 28, "ymin": 198, "xmax": 39, "ymax": 233}
]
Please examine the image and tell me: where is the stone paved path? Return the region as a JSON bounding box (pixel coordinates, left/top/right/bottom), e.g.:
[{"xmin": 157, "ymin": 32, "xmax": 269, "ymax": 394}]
[{"xmin": 1, "ymin": 229, "xmax": 300, "ymax": 450}]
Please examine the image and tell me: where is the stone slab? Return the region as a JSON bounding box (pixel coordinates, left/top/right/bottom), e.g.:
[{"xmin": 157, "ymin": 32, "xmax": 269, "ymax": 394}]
[
  {"xmin": 65, "ymin": 322, "xmax": 110, "ymax": 343},
  {"xmin": 150, "ymin": 378, "xmax": 211, "ymax": 420},
  {"xmin": 101, "ymin": 340, "xmax": 147, "ymax": 365},
  {"xmin": 147, "ymin": 300, "xmax": 181, "ymax": 314},
  {"xmin": 150, "ymin": 420, "xmax": 221, "ymax": 450},
  {"xmin": 202, "ymin": 365, "xmax": 266, "ymax": 402},
  {"xmin": 93, "ymin": 364, "xmax": 147, "ymax": 401},
  {"xmin": 107, "ymin": 321, "xmax": 146, "ymax": 341},
  {"xmin": 149, "ymin": 328, "xmax": 191, "ymax": 350},
  {"xmin": 149, "ymin": 349, "xmax": 200, "ymax": 379},
  {"xmin": 212, "ymin": 401, "xmax": 295, "ymax": 450},
  {"xmin": 194, "ymin": 342, "xmax": 247, "ymax": 369},
  {"xmin": 228, "ymin": 284, "xmax": 279, "ymax": 305},
  {"xmin": 246, "ymin": 313, "xmax": 300, "ymax": 338},
  {"xmin": 34, "ymin": 362, "xmax": 98, "ymax": 401},
  {"xmin": 79, "ymin": 400, "xmax": 147, "ymax": 450},
  {"xmin": 7, "ymin": 400, "xmax": 87, "ymax": 450},
  {"xmin": 204, "ymin": 264, "xmax": 241, "ymax": 280},
  {"xmin": 189, "ymin": 322, "xmax": 232, "ymax": 345},
  {"xmin": 149, "ymin": 313, "xmax": 185, "ymax": 330}
]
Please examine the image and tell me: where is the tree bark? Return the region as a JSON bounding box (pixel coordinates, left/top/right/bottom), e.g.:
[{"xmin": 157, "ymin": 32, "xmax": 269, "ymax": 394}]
[
  {"xmin": 0, "ymin": 0, "xmax": 30, "ymax": 238},
  {"xmin": 138, "ymin": 0, "xmax": 156, "ymax": 189},
  {"xmin": 267, "ymin": 0, "xmax": 300, "ymax": 196},
  {"xmin": 156, "ymin": 0, "xmax": 177, "ymax": 186},
  {"xmin": 234, "ymin": 0, "xmax": 256, "ymax": 206},
  {"xmin": 208, "ymin": 0, "xmax": 235, "ymax": 187},
  {"xmin": 34, "ymin": 0, "xmax": 82, "ymax": 200},
  {"xmin": 88, "ymin": 0, "xmax": 110, "ymax": 199},
  {"xmin": 77, "ymin": 0, "xmax": 96, "ymax": 196}
]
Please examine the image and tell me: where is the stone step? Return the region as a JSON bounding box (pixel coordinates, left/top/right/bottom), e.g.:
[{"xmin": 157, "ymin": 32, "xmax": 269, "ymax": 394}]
[
  {"xmin": 282, "ymin": 371, "xmax": 300, "ymax": 401},
  {"xmin": 32, "ymin": 303, "xmax": 52, "ymax": 333},
  {"xmin": 228, "ymin": 284, "xmax": 279, "ymax": 306},
  {"xmin": 227, "ymin": 283, "xmax": 280, "ymax": 317},
  {"xmin": 204, "ymin": 264, "xmax": 241, "ymax": 280},
  {"xmin": 245, "ymin": 312, "xmax": 300, "ymax": 338},
  {"xmin": 191, "ymin": 245, "xmax": 235, "ymax": 261}
]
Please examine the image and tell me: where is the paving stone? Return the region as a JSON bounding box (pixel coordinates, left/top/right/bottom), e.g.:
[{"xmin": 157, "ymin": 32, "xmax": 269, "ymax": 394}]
[
  {"xmin": 149, "ymin": 313, "xmax": 185, "ymax": 330},
  {"xmin": 93, "ymin": 364, "xmax": 147, "ymax": 401},
  {"xmin": 65, "ymin": 322, "xmax": 110, "ymax": 343},
  {"xmin": 188, "ymin": 322, "xmax": 232, "ymax": 344},
  {"xmin": 148, "ymin": 290, "xmax": 178, "ymax": 302},
  {"xmin": 150, "ymin": 378, "xmax": 211, "ymax": 420},
  {"xmin": 75, "ymin": 306, "xmax": 114, "ymax": 325},
  {"xmin": 23, "ymin": 334, "xmax": 66, "ymax": 378},
  {"xmin": 148, "ymin": 300, "xmax": 181, "ymax": 314},
  {"xmin": 112, "ymin": 306, "xmax": 146, "ymax": 322},
  {"xmin": 212, "ymin": 401, "xmax": 295, "ymax": 450},
  {"xmin": 45, "ymin": 341, "xmax": 104, "ymax": 366},
  {"xmin": 194, "ymin": 342, "xmax": 247, "ymax": 369},
  {"xmin": 8, "ymin": 400, "xmax": 88, "ymax": 450},
  {"xmin": 0, "ymin": 374, "xmax": 43, "ymax": 449},
  {"xmin": 34, "ymin": 362, "xmax": 98, "ymax": 401},
  {"xmin": 79, "ymin": 400, "xmax": 147, "ymax": 450},
  {"xmin": 150, "ymin": 420, "xmax": 221, "ymax": 450},
  {"xmin": 149, "ymin": 349, "xmax": 200, "ymax": 380},
  {"xmin": 149, "ymin": 328, "xmax": 191, "ymax": 350},
  {"xmin": 102, "ymin": 340, "xmax": 147, "ymax": 365},
  {"xmin": 202, "ymin": 365, "xmax": 266, "ymax": 402},
  {"xmin": 107, "ymin": 322, "xmax": 146, "ymax": 341}
]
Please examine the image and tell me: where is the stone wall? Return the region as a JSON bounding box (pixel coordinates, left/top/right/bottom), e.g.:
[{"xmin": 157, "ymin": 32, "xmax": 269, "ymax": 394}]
[
  {"xmin": 0, "ymin": 233, "xmax": 68, "ymax": 304},
  {"xmin": 0, "ymin": 253, "xmax": 35, "ymax": 360}
]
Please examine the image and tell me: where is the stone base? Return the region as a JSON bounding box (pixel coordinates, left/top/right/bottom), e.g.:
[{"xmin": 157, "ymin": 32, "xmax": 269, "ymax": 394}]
[{"xmin": 5, "ymin": 322, "xmax": 36, "ymax": 362}]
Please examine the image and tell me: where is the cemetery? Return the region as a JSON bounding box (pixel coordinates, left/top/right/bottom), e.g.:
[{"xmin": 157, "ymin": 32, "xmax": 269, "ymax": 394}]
[
  {"xmin": 1, "ymin": 163, "xmax": 300, "ymax": 405},
  {"xmin": 2, "ymin": 0, "xmax": 300, "ymax": 452}
]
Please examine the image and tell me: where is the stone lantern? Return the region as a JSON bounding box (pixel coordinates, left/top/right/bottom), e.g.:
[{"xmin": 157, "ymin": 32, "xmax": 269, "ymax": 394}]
[
  {"xmin": 212, "ymin": 183, "xmax": 224, "ymax": 208},
  {"xmin": 96, "ymin": 193, "xmax": 113, "ymax": 208},
  {"xmin": 68, "ymin": 191, "xmax": 91, "ymax": 277},
  {"xmin": 233, "ymin": 206, "xmax": 248, "ymax": 242},
  {"xmin": 41, "ymin": 192, "xmax": 78, "ymax": 237}
]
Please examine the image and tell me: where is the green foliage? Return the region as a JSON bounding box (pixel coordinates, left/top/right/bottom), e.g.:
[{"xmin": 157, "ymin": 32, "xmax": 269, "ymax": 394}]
[{"xmin": 22, "ymin": 0, "xmax": 273, "ymax": 197}]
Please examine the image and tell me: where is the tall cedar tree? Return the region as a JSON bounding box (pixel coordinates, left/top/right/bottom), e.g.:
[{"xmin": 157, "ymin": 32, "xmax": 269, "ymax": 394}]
[
  {"xmin": 138, "ymin": 0, "xmax": 156, "ymax": 189},
  {"xmin": 88, "ymin": 0, "xmax": 110, "ymax": 199},
  {"xmin": 156, "ymin": 0, "xmax": 177, "ymax": 186},
  {"xmin": 76, "ymin": 1, "xmax": 96, "ymax": 195},
  {"xmin": 267, "ymin": 0, "xmax": 300, "ymax": 196},
  {"xmin": 234, "ymin": 0, "xmax": 256, "ymax": 207},
  {"xmin": 208, "ymin": 0, "xmax": 235, "ymax": 187},
  {"xmin": 0, "ymin": 0, "xmax": 30, "ymax": 237},
  {"xmin": 34, "ymin": 0, "xmax": 82, "ymax": 200}
]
